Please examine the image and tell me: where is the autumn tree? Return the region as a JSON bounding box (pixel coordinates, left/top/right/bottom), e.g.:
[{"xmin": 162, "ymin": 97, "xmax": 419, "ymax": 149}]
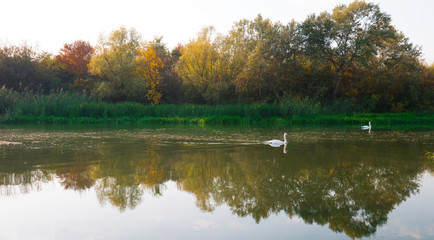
[
  {"xmin": 89, "ymin": 27, "xmax": 146, "ymax": 102},
  {"xmin": 136, "ymin": 41, "xmax": 164, "ymax": 104},
  {"xmin": 55, "ymin": 40, "xmax": 94, "ymax": 91},
  {"xmin": 225, "ymin": 16, "xmax": 272, "ymax": 101},
  {"xmin": 300, "ymin": 0, "xmax": 395, "ymax": 97},
  {"xmin": 225, "ymin": 15, "xmax": 304, "ymax": 102},
  {"xmin": 150, "ymin": 38, "xmax": 184, "ymax": 104},
  {"xmin": 176, "ymin": 26, "xmax": 237, "ymax": 104}
]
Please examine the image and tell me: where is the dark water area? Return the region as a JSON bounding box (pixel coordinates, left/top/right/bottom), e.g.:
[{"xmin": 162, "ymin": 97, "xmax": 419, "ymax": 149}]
[{"xmin": 0, "ymin": 124, "xmax": 433, "ymax": 239}]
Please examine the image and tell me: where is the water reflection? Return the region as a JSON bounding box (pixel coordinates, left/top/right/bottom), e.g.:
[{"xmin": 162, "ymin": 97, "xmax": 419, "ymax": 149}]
[{"xmin": 0, "ymin": 126, "xmax": 432, "ymax": 239}]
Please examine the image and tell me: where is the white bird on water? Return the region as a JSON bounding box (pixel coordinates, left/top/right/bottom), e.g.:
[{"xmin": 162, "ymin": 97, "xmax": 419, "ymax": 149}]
[
  {"xmin": 361, "ymin": 122, "xmax": 371, "ymax": 130},
  {"xmin": 265, "ymin": 133, "xmax": 288, "ymax": 147}
]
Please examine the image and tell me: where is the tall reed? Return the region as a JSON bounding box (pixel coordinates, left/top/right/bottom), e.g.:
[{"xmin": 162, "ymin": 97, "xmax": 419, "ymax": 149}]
[{"xmin": 1, "ymin": 89, "xmax": 433, "ymax": 126}]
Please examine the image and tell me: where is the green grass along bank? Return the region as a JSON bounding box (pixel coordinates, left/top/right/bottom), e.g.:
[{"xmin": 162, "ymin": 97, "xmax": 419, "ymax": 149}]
[
  {"xmin": 1, "ymin": 90, "xmax": 432, "ymax": 128},
  {"xmin": 3, "ymin": 110, "xmax": 433, "ymax": 129}
]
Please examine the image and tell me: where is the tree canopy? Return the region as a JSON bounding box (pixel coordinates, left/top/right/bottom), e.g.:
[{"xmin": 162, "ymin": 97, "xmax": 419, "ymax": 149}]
[{"xmin": 0, "ymin": 0, "xmax": 432, "ymax": 112}]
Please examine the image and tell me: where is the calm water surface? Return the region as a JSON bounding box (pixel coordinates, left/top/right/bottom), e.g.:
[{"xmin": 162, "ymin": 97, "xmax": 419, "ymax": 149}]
[{"xmin": 0, "ymin": 124, "xmax": 433, "ymax": 240}]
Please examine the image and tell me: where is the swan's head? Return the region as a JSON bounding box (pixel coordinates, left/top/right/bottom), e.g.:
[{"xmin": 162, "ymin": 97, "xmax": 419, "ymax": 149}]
[{"xmin": 284, "ymin": 133, "xmax": 288, "ymax": 137}]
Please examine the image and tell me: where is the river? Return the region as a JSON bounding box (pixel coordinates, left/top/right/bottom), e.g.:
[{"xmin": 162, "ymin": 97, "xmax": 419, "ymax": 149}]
[{"xmin": 0, "ymin": 124, "xmax": 433, "ymax": 239}]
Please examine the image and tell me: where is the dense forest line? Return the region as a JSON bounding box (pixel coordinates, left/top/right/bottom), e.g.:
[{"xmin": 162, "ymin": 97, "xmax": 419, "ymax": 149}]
[{"xmin": 1, "ymin": 0, "xmax": 433, "ymax": 114}]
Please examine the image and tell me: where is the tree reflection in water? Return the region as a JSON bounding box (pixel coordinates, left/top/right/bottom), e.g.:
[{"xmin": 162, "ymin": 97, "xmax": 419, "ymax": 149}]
[{"xmin": 0, "ymin": 140, "xmax": 428, "ymax": 239}]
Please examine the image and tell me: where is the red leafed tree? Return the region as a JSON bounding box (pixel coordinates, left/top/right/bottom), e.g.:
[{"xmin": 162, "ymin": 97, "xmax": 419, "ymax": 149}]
[{"xmin": 56, "ymin": 40, "xmax": 94, "ymax": 78}]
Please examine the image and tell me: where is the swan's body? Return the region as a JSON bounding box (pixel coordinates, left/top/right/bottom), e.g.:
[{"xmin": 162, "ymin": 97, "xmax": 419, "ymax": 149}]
[
  {"xmin": 265, "ymin": 133, "xmax": 288, "ymax": 147},
  {"xmin": 361, "ymin": 122, "xmax": 371, "ymax": 130}
]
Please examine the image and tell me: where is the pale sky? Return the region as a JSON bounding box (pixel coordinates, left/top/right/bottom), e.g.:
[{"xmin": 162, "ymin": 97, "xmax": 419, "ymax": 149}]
[{"xmin": 1, "ymin": 0, "xmax": 433, "ymax": 64}]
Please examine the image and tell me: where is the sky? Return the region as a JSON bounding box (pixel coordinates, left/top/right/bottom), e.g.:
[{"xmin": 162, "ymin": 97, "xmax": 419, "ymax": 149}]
[{"xmin": 1, "ymin": 0, "xmax": 433, "ymax": 64}]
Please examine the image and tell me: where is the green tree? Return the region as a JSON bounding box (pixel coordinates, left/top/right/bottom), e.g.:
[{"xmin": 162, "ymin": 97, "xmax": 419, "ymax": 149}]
[
  {"xmin": 300, "ymin": 0, "xmax": 395, "ymax": 97},
  {"xmin": 0, "ymin": 44, "xmax": 61, "ymax": 92},
  {"xmin": 420, "ymin": 64, "xmax": 434, "ymax": 110},
  {"xmin": 370, "ymin": 32, "xmax": 422, "ymax": 112}
]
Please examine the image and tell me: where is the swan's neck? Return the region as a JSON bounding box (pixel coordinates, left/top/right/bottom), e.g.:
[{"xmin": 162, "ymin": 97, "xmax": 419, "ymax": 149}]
[{"xmin": 284, "ymin": 134, "xmax": 287, "ymax": 143}]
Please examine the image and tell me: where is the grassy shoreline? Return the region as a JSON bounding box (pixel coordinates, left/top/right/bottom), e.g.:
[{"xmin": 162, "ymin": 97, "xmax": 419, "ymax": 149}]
[
  {"xmin": 3, "ymin": 112, "xmax": 434, "ymax": 129},
  {"xmin": 1, "ymin": 90, "xmax": 433, "ymax": 128}
]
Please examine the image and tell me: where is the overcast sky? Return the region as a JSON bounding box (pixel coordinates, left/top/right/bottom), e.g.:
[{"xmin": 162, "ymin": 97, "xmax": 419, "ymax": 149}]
[{"xmin": 1, "ymin": 0, "xmax": 433, "ymax": 64}]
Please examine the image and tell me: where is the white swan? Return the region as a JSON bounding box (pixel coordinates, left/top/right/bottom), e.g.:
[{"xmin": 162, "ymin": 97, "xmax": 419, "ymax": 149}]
[
  {"xmin": 361, "ymin": 122, "xmax": 371, "ymax": 130},
  {"xmin": 265, "ymin": 133, "xmax": 288, "ymax": 147}
]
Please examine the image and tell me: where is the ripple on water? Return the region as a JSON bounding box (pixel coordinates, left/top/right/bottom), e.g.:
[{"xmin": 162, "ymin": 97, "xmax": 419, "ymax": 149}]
[{"xmin": 0, "ymin": 141, "xmax": 22, "ymax": 145}]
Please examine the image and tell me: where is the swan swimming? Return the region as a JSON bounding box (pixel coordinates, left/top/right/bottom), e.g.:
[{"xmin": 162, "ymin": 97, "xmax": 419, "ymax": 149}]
[
  {"xmin": 361, "ymin": 122, "xmax": 371, "ymax": 130},
  {"xmin": 265, "ymin": 133, "xmax": 288, "ymax": 147}
]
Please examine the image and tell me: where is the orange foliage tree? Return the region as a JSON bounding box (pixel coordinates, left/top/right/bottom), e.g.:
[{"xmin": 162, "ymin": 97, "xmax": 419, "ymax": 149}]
[{"xmin": 56, "ymin": 40, "xmax": 94, "ymax": 90}]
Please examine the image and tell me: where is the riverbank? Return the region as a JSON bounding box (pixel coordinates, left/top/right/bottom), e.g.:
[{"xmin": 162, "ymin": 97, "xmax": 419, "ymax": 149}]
[
  {"xmin": 1, "ymin": 90, "xmax": 432, "ymax": 128},
  {"xmin": 3, "ymin": 112, "xmax": 433, "ymax": 130}
]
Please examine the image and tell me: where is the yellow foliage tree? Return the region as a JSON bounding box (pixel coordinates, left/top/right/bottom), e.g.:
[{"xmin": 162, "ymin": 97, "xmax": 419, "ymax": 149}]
[
  {"xmin": 88, "ymin": 27, "xmax": 145, "ymax": 102},
  {"xmin": 136, "ymin": 43, "xmax": 164, "ymax": 104},
  {"xmin": 176, "ymin": 26, "xmax": 239, "ymax": 104}
]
